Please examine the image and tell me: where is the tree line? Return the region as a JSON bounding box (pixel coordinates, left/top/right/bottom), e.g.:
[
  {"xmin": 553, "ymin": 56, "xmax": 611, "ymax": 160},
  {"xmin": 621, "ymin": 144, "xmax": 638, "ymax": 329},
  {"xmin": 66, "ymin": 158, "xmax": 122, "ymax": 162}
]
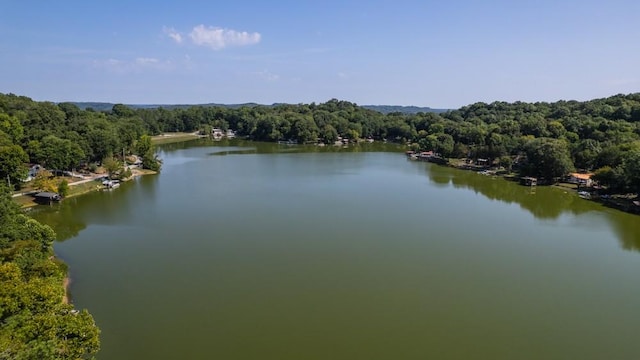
[{"xmin": 1, "ymin": 93, "xmax": 639, "ymax": 192}]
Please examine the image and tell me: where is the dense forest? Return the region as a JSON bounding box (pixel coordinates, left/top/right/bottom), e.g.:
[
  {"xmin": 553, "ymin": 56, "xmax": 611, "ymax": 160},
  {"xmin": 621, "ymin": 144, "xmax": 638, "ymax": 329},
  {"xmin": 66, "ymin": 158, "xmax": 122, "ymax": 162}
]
[
  {"xmin": 0, "ymin": 184, "xmax": 100, "ymax": 358},
  {"xmin": 1, "ymin": 92, "xmax": 639, "ymax": 192}
]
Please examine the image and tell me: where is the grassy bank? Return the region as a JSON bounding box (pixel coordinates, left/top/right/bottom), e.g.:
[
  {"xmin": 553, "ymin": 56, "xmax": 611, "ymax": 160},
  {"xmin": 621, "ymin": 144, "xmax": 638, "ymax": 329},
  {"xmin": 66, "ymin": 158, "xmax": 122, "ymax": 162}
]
[
  {"xmin": 151, "ymin": 132, "xmax": 202, "ymax": 145},
  {"xmin": 14, "ymin": 168, "xmax": 157, "ymax": 208}
]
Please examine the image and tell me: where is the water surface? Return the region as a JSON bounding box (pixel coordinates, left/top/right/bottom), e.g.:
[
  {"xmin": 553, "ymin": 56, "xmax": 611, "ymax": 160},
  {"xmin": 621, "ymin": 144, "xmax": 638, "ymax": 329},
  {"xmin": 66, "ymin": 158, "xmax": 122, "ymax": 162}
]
[{"xmin": 32, "ymin": 140, "xmax": 640, "ymax": 359}]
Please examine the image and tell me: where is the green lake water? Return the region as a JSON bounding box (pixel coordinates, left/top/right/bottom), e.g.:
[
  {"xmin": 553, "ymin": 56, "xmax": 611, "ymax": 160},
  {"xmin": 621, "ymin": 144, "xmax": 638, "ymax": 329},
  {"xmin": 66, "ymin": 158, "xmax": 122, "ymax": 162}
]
[{"xmin": 30, "ymin": 139, "xmax": 640, "ymax": 359}]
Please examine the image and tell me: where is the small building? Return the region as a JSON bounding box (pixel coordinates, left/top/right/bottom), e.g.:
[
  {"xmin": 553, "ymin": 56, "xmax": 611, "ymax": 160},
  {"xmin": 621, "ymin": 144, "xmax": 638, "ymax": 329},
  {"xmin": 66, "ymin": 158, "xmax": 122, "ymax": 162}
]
[
  {"xmin": 34, "ymin": 192, "xmax": 61, "ymax": 204},
  {"xmin": 417, "ymin": 151, "xmax": 435, "ymax": 161},
  {"xmin": 212, "ymin": 128, "xmax": 224, "ymax": 139},
  {"xmin": 521, "ymin": 176, "xmax": 538, "ymax": 186},
  {"xmin": 476, "ymin": 158, "xmax": 489, "ymax": 166},
  {"xmin": 23, "ymin": 164, "xmax": 45, "ymax": 182},
  {"xmin": 567, "ymin": 172, "xmax": 594, "ymax": 187}
]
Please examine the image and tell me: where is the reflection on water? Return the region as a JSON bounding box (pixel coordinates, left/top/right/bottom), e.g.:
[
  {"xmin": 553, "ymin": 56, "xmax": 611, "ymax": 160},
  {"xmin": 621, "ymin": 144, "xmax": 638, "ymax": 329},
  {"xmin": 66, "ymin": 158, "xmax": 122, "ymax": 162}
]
[
  {"xmin": 418, "ymin": 160, "xmax": 640, "ymax": 251},
  {"xmin": 424, "ymin": 164, "xmax": 594, "ymax": 219},
  {"xmin": 30, "ymin": 175, "xmax": 159, "ymax": 242},
  {"xmin": 610, "ymin": 213, "xmax": 640, "ymax": 251}
]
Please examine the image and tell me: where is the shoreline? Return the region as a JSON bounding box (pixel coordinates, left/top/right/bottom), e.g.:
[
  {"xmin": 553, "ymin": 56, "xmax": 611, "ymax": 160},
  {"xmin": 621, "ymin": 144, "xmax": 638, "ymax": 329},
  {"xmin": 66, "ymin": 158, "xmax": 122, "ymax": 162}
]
[
  {"xmin": 407, "ymin": 152, "xmax": 640, "ymax": 216},
  {"xmin": 15, "ymin": 168, "xmax": 158, "ymax": 208}
]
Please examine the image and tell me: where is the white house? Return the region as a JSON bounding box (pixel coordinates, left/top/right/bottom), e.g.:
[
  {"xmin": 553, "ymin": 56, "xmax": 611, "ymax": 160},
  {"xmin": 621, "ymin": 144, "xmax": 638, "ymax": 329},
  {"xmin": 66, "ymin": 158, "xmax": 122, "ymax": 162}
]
[{"xmin": 23, "ymin": 164, "xmax": 44, "ymax": 182}]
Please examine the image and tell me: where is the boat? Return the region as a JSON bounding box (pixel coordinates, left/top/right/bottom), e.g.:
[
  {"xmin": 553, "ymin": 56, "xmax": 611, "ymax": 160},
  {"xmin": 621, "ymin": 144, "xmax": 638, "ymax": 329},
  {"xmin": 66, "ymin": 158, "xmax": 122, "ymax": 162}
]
[
  {"xmin": 578, "ymin": 191, "xmax": 591, "ymax": 199},
  {"xmin": 102, "ymin": 179, "xmax": 120, "ymax": 189},
  {"xmin": 33, "ymin": 192, "xmax": 62, "ymax": 204}
]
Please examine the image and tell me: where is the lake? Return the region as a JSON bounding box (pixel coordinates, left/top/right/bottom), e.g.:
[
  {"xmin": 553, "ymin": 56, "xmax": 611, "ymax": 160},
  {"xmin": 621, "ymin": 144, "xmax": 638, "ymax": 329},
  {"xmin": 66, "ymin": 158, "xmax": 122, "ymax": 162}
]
[{"xmin": 31, "ymin": 139, "xmax": 640, "ymax": 359}]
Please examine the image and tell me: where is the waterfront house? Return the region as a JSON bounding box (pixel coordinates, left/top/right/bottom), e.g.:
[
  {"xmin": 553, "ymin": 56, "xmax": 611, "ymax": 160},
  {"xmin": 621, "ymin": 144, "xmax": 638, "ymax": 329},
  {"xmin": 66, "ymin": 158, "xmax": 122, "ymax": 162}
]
[
  {"xmin": 567, "ymin": 172, "xmax": 594, "ymax": 187},
  {"xmin": 418, "ymin": 151, "xmax": 435, "ymax": 160},
  {"xmin": 212, "ymin": 128, "xmax": 224, "ymax": 139},
  {"xmin": 23, "ymin": 164, "xmax": 44, "ymax": 182}
]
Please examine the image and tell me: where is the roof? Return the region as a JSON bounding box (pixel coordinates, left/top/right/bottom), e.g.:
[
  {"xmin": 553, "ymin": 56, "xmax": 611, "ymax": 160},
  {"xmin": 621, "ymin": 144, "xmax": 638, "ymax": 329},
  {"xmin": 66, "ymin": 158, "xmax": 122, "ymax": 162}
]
[
  {"xmin": 569, "ymin": 173, "xmax": 594, "ymax": 180},
  {"xmin": 35, "ymin": 192, "xmax": 60, "ymax": 198}
]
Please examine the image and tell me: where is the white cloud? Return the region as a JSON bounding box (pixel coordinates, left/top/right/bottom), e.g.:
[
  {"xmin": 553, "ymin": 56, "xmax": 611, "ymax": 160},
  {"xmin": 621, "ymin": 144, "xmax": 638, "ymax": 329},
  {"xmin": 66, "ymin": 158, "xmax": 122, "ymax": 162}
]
[
  {"xmin": 136, "ymin": 57, "xmax": 160, "ymax": 65},
  {"xmin": 163, "ymin": 27, "xmax": 183, "ymax": 44},
  {"xmin": 105, "ymin": 58, "xmax": 124, "ymax": 66},
  {"xmin": 93, "ymin": 57, "xmax": 173, "ymax": 73},
  {"xmin": 189, "ymin": 24, "xmax": 261, "ymax": 50},
  {"xmin": 255, "ymin": 70, "xmax": 279, "ymax": 81}
]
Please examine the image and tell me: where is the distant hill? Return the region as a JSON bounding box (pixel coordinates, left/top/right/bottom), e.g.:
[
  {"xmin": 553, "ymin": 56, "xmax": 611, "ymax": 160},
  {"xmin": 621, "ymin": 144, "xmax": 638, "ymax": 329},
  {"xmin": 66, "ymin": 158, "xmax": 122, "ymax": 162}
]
[
  {"xmin": 71, "ymin": 102, "xmax": 448, "ymax": 114},
  {"xmin": 361, "ymin": 105, "xmax": 448, "ymax": 114}
]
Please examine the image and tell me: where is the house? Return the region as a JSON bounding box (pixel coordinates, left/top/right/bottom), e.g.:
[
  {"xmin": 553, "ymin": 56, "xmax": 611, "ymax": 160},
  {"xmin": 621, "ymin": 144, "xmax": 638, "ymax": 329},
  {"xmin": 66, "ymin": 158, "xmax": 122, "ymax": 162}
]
[
  {"xmin": 417, "ymin": 151, "xmax": 435, "ymax": 161},
  {"xmin": 23, "ymin": 165, "xmax": 44, "ymax": 182},
  {"xmin": 567, "ymin": 172, "xmax": 594, "ymax": 187},
  {"xmin": 212, "ymin": 128, "xmax": 224, "ymax": 139}
]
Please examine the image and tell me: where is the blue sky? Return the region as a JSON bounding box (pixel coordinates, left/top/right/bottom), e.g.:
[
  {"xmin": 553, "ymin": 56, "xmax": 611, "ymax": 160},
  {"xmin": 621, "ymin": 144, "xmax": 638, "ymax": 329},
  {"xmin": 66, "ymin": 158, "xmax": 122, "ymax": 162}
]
[{"xmin": 1, "ymin": 0, "xmax": 639, "ymax": 108}]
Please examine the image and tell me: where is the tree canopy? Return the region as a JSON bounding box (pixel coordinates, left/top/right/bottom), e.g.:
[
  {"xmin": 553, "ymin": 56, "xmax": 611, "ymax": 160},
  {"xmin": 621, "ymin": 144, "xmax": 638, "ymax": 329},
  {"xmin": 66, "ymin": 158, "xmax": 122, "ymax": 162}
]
[{"xmin": 0, "ymin": 185, "xmax": 100, "ymax": 358}]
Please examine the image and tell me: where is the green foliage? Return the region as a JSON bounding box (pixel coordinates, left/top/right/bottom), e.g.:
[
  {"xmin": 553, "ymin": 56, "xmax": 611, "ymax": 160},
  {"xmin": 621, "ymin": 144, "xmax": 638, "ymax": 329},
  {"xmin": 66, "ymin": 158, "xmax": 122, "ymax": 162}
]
[
  {"xmin": 33, "ymin": 170, "xmax": 57, "ymax": 193},
  {"xmin": 135, "ymin": 135, "xmax": 153, "ymax": 156},
  {"xmin": 592, "ymin": 166, "xmax": 623, "ymax": 190},
  {"xmin": 57, "ymin": 179, "xmax": 69, "ymax": 198},
  {"xmin": 499, "ymin": 156, "xmax": 513, "ymax": 172},
  {"xmin": 137, "ymin": 135, "xmax": 162, "ymax": 171},
  {"xmin": 102, "ymin": 157, "xmax": 123, "ymax": 179},
  {"xmin": 621, "ymin": 149, "xmax": 640, "ymax": 193},
  {"xmin": 0, "ymin": 187, "xmax": 100, "ymax": 358},
  {"xmin": 0, "ymin": 144, "xmax": 28, "ymax": 189},
  {"xmin": 142, "ymin": 153, "xmax": 162, "ymax": 172},
  {"xmin": 523, "ymin": 138, "xmax": 575, "ymax": 181},
  {"xmin": 31, "ymin": 135, "xmax": 85, "ymax": 171},
  {"xmin": 0, "ymin": 113, "xmax": 24, "ymax": 143}
]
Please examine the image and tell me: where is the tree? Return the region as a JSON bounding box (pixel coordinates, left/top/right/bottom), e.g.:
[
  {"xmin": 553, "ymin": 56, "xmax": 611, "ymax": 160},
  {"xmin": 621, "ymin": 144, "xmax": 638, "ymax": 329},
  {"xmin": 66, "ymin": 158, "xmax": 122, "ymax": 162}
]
[
  {"xmin": 524, "ymin": 138, "xmax": 575, "ymax": 181},
  {"xmin": 0, "ymin": 113, "xmax": 23, "ymax": 143},
  {"xmin": 57, "ymin": 179, "xmax": 69, "ymax": 198},
  {"xmin": 435, "ymin": 133, "xmax": 455, "ymax": 158},
  {"xmin": 621, "ymin": 149, "xmax": 640, "ymax": 193},
  {"xmin": 142, "ymin": 152, "xmax": 162, "ymax": 172},
  {"xmin": 136, "ymin": 135, "xmax": 162, "ymax": 171},
  {"xmin": 0, "ymin": 144, "xmax": 28, "ymax": 190},
  {"xmin": 499, "ymin": 156, "xmax": 513, "ymax": 172},
  {"xmin": 135, "ymin": 135, "xmax": 152, "ymax": 156},
  {"xmin": 320, "ymin": 125, "xmax": 338, "ymax": 143},
  {"xmin": 102, "ymin": 157, "xmax": 123, "ymax": 179},
  {"xmin": 35, "ymin": 136, "xmax": 85, "ymax": 171},
  {"xmin": 592, "ymin": 166, "xmax": 625, "ymax": 191},
  {"xmin": 33, "ymin": 170, "xmax": 57, "ymax": 193}
]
